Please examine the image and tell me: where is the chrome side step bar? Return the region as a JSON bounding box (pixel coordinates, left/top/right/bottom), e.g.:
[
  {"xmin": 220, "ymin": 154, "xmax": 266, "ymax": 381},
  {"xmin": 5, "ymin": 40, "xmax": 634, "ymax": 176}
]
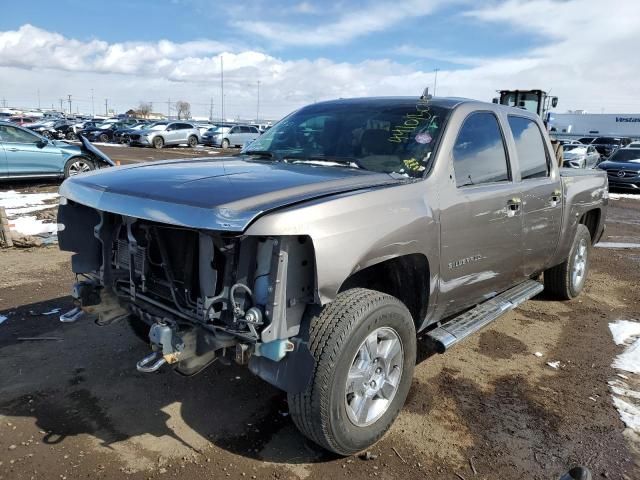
[{"xmin": 427, "ymin": 280, "xmax": 544, "ymax": 353}]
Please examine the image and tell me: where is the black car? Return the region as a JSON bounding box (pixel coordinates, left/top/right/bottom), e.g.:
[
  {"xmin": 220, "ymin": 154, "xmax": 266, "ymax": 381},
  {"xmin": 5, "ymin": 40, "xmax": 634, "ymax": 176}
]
[
  {"xmin": 590, "ymin": 136, "xmax": 631, "ymax": 158},
  {"xmin": 28, "ymin": 120, "xmax": 75, "ymax": 140},
  {"xmin": 83, "ymin": 122, "xmax": 128, "ymax": 142},
  {"xmin": 597, "ymin": 147, "xmax": 640, "ymax": 191},
  {"xmin": 112, "ymin": 122, "xmax": 150, "ymax": 143}
]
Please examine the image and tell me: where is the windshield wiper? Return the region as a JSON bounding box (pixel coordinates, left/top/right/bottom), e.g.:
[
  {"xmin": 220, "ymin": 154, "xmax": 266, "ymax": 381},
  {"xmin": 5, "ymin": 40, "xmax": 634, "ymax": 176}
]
[
  {"xmin": 244, "ymin": 150, "xmax": 274, "ymax": 158},
  {"xmin": 283, "ymin": 154, "xmax": 360, "ymax": 168}
]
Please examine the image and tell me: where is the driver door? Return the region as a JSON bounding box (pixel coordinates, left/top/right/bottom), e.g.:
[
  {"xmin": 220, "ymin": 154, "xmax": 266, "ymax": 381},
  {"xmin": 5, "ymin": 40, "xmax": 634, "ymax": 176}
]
[
  {"xmin": 438, "ymin": 111, "xmax": 524, "ymax": 316},
  {"xmin": 0, "ymin": 124, "xmax": 64, "ymax": 176}
]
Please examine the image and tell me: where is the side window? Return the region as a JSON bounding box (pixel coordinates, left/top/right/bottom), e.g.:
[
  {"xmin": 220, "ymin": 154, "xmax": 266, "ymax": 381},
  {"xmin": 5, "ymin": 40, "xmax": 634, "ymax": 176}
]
[
  {"xmin": 249, "ymin": 127, "xmax": 259, "ymax": 133},
  {"xmin": 452, "ymin": 112, "xmax": 510, "ymax": 187},
  {"xmin": 507, "ymin": 116, "xmax": 549, "ymax": 179},
  {"xmin": 180, "ymin": 123, "xmax": 192, "ymax": 130},
  {"xmin": 0, "ymin": 125, "xmax": 40, "ymax": 143},
  {"xmin": 229, "ymin": 127, "xmax": 239, "ymax": 134}
]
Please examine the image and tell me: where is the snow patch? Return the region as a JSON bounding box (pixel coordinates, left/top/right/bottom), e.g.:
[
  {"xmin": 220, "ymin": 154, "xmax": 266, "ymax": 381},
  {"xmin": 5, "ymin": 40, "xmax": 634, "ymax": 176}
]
[
  {"xmin": 609, "ymin": 320, "xmax": 640, "ymax": 433},
  {"xmin": 0, "ymin": 190, "xmax": 59, "ymax": 240},
  {"xmin": 10, "ymin": 216, "xmax": 58, "ymax": 236},
  {"xmin": 596, "ymin": 242, "xmax": 640, "ymax": 249},
  {"xmin": 547, "ymin": 361, "xmax": 560, "ymax": 369},
  {"xmin": 609, "ymin": 193, "xmax": 640, "ymax": 201}
]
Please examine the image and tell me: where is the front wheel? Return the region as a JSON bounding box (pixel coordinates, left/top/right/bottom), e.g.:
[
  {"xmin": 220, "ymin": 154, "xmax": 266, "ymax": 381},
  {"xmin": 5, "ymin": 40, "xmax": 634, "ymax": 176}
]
[
  {"xmin": 288, "ymin": 288, "xmax": 416, "ymax": 455},
  {"xmin": 153, "ymin": 136, "xmax": 164, "ymax": 149},
  {"xmin": 221, "ymin": 138, "xmax": 230, "ymax": 149},
  {"xmin": 187, "ymin": 135, "xmax": 198, "ymax": 148},
  {"xmin": 544, "ymin": 224, "xmax": 591, "ymax": 299},
  {"xmin": 99, "ymin": 133, "xmax": 109, "ymax": 143},
  {"xmin": 66, "ymin": 131, "xmax": 77, "ymax": 140},
  {"xmin": 64, "ymin": 157, "xmax": 95, "ymax": 178}
]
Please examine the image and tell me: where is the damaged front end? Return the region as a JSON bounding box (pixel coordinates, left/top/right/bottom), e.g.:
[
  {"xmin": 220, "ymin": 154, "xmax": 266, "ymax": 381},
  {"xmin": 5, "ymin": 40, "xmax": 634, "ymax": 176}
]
[{"xmin": 58, "ymin": 199, "xmax": 316, "ymax": 392}]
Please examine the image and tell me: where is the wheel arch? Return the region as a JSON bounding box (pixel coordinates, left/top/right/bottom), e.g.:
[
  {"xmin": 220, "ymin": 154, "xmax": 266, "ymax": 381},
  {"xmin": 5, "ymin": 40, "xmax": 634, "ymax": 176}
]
[
  {"xmin": 578, "ymin": 208, "xmax": 602, "ymax": 244},
  {"xmin": 338, "ymin": 253, "xmax": 430, "ymax": 333}
]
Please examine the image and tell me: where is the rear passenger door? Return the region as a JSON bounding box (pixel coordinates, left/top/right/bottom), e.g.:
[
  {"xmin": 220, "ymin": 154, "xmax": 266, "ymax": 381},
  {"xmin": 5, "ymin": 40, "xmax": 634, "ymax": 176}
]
[
  {"xmin": 438, "ymin": 111, "xmax": 524, "ymax": 316},
  {"xmin": 507, "ymin": 115, "xmax": 562, "ymax": 276},
  {"xmin": 228, "ymin": 127, "xmax": 241, "ymax": 146}
]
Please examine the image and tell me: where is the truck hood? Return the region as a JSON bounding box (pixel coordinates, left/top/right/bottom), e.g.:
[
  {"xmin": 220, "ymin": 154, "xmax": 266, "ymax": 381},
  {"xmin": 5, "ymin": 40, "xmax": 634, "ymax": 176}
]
[{"xmin": 59, "ymin": 157, "xmax": 402, "ymax": 232}]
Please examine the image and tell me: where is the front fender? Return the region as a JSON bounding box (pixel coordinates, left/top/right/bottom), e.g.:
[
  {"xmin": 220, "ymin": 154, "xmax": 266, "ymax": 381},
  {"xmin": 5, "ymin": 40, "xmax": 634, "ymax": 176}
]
[{"xmin": 244, "ymin": 181, "xmax": 439, "ymax": 307}]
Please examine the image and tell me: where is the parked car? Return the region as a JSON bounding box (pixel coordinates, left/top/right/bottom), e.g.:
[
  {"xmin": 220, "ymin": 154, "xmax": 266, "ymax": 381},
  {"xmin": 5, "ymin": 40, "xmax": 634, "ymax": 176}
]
[
  {"xmin": 562, "ymin": 144, "xmax": 600, "ymax": 169},
  {"xmin": 558, "ymin": 139, "xmax": 583, "ymax": 146},
  {"xmin": 627, "ymin": 141, "xmax": 640, "ymax": 148},
  {"xmin": 113, "ymin": 122, "xmax": 151, "ymax": 143},
  {"xmin": 590, "ymin": 136, "xmax": 631, "ymax": 158},
  {"xmin": 127, "ymin": 121, "xmax": 200, "ymax": 148},
  {"xmin": 194, "ymin": 123, "xmax": 216, "ymax": 137},
  {"xmin": 58, "ymin": 96, "xmax": 607, "ymax": 455},
  {"xmin": 597, "ymin": 147, "xmax": 640, "ymax": 190},
  {"xmin": 203, "ymin": 124, "xmax": 260, "ymax": 148},
  {"xmin": 8, "ymin": 116, "xmax": 37, "ymax": 126},
  {"xmin": 83, "ymin": 122, "xmax": 129, "ymax": 143},
  {"xmin": 0, "ymin": 121, "xmax": 114, "ymax": 179}
]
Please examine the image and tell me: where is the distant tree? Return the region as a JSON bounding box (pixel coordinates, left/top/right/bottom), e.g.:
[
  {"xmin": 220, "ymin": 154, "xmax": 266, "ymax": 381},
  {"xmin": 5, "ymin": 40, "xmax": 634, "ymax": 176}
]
[
  {"xmin": 175, "ymin": 100, "xmax": 191, "ymax": 120},
  {"xmin": 137, "ymin": 102, "xmax": 152, "ymax": 119}
]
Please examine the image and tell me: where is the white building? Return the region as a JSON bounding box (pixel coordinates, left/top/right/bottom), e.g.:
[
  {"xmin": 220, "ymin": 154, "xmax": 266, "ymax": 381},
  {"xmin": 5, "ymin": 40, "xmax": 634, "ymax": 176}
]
[{"xmin": 548, "ymin": 112, "xmax": 640, "ymax": 139}]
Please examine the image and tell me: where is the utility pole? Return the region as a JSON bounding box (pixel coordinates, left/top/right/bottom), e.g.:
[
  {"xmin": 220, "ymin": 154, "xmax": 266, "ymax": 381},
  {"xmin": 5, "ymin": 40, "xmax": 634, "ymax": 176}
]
[
  {"xmin": 37, "ymin": 89, "xmax": 41, "ymax": 109},
  {"xmin": 220, "ymin": 54, "xmax": 224, "ymax": 123},
  {"xmin": 167, "ymin": 98, "xmax": 171, "ymax": 119},
  {"xmin": 256, "ymin": 80, "xmax": 261, "ymax": 122},
  {"xmin": 59, "ymin": 98, "xmax": 64, "ymax": 112},
  {"xmin": 104, "ymin": 98, "xmax": 108, "ymax": 116},
  {"xmin": 91, "ymin": 89, "xmax": 95, "ymax": 117},
  {"xmin": 67, "ymin": 94, "xmax": 72, "ymax": 115},
  {"xmin": 209, "ymin": 97, "xmax": 214, "ymax": 121},
  {"xmin": 433, "ymin": 68, "xmax": 439, "ymax": 96}
]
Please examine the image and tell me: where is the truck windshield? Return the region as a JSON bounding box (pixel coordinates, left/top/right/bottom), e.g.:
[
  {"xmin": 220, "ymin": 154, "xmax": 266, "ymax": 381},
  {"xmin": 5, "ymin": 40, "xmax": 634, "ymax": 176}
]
[{"xmin": 243, "ymin": 102, "xmax": 450, "ymax": 177}]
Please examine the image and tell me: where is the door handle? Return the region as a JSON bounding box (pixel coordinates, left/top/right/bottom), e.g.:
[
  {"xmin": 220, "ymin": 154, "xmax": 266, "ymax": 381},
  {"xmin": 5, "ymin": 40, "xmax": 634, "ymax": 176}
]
[
  {"xmin": 7, "ymin": 148, "xmax": 18, "ymax": 152},
  {"xmin": 506, "ymin": 198, "xmax": 521, "ymax": 216},
  {"xmin": 550, "ymin": 190, "xmax": 562, "ymax": 204}
]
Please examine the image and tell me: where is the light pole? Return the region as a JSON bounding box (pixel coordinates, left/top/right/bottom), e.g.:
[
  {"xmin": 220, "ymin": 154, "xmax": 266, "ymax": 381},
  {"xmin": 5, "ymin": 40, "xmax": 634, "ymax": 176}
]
[
  {"xmin": 220, "ymin": 54, "xmax": 225, "ymax": 123},
  {"xmin": 433, "ymin": 69, "xmax": 439, "ymax": 96},
  {"xmin": 257, "ymin": 80, "xmax": 261, "ymax": 122},
  {"xmin": 91, "ymin": 89, "xmax": 95, "ymax": 117},
  {"xmin": 67, "ymin": 94, "xmax": 72, "ymax": 115}
]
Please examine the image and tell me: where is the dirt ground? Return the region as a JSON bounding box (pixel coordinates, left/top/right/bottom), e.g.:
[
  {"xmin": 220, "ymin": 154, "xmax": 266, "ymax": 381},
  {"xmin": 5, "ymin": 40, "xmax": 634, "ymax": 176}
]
[{"xmin": 1, "ymin": 152, "xmax": 639, "ymax": 479}]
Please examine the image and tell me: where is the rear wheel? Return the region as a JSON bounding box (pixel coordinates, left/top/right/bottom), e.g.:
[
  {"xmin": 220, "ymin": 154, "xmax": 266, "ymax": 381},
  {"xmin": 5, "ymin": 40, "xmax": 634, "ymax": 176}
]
[
  {"xmin": 187, "ymin": 135, "xmax": 198, "ymax": 148},
  {"xmin": 288, "ymin": 288, "xmax": 416, "ymax": 455},
  {"xmin": 153, "ymin": 136, "xmax": 164, "ymax": 149},
  {"xmin": 544, "ymin": 224, "xmax": 591, "ymax": 299},
  {"xmin": 99, "ymin": 133, "xmax": 109, "ymax": 143},
  {"xmin": 221, "ymin": 138, "xmax": 230, "ymax": 149},
  {"xmin": 64, "ymin": 157, "xmax": 95, "ymax": 178},
  {"xmin": 66, "ymin": 131, "xmax": 77, "ymax": 140}
]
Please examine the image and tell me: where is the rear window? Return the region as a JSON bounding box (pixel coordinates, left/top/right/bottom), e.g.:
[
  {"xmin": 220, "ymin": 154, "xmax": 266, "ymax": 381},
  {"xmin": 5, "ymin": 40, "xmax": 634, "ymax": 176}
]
[{"xmin": 508, "ymin": 116, "xmax": 549, "ymax": 179}]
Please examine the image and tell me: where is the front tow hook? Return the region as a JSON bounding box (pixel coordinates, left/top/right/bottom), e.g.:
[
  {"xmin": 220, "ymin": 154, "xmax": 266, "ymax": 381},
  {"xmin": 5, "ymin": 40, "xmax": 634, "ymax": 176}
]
[{"xmin": 136, "ymin": 352, "xmax": 167, "ymax": 373}]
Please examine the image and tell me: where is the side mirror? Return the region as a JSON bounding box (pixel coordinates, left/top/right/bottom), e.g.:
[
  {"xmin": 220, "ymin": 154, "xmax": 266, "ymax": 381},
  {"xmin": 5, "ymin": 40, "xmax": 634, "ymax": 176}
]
[
  {"xmin": 36, "ymin": 138, "xmax": 48, "ymax": 148},
  {"xmin": 551, "ymin": 97, "xmax": 558, "ymax": 108},
  {"xmin": 492, "ymin": 98, "xmax": 499, "ymax": 104}
]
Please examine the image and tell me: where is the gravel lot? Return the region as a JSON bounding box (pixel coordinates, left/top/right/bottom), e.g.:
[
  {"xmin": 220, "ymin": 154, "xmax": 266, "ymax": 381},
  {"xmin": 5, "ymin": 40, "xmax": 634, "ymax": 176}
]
[{"xmin": 1, "ymin": 149, "xmax": 639, "ymax": 480}]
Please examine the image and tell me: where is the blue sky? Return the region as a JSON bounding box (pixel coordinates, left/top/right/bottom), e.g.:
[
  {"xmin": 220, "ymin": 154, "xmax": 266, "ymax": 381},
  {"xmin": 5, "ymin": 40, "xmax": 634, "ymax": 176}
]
[{"xmin": 1, "ymin": 0, "xmax": 640, "ymax": 118}]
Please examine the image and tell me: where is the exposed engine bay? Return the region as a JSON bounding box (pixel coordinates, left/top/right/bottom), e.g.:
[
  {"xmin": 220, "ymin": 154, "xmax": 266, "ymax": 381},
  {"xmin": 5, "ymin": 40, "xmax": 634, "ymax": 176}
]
[{"xmin": 58, "ymin": 199, "xmax": 316, "ymax": 384}]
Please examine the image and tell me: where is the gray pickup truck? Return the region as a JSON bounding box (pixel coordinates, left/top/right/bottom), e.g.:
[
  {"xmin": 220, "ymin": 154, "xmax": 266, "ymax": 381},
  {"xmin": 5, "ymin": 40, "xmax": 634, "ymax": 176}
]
[{"xmin": 58, "ymin": 96, "xmax": 608, "ymax": 455}]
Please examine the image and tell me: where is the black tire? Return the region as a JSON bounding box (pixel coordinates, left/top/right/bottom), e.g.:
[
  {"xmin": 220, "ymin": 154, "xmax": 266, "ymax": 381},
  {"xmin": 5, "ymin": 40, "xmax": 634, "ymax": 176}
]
[
  {"xmin": 221, "ymin": 138, "xmax": 230, "ymax": 149},
  {"xmin": 99, "ymin": 133, "xmax": 109, "ymax": 143},
  {"xmin": 43, "ymin": 131, "xmax": 52, "ymax": 139},
  {"xmin": 64, "ymin": 156, "xmax": 95, "ymax": 178},
  {"xmin": 66, "ymin": 131, "xmax": 77, "ymax": 140},
  {"xmin": 153, "ymin": 136, "xmax": 164, "ymax": 149},
  {"xmin": 187, "ymin": 135, "xmax": 198, "ymax": 148},
  {"xmin": 544, "ymin": 224, "xmax": 591, "ymax": 300},
  {"xmin": 288, "ymin": 288, "xmax": 416, "ymax": 455}
]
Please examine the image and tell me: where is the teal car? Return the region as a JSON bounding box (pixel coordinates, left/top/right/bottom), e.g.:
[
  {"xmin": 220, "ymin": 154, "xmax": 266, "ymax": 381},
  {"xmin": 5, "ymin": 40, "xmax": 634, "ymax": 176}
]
[{"xmin": 0, "ymin": 121, "xmax": 114, "ymax": 180}]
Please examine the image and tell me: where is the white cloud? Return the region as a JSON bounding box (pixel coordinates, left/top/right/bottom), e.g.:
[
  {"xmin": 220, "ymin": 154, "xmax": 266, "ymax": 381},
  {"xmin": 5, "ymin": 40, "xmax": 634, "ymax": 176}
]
[
  {"xmin": 3, "ymin": 1, "xmax": 640, "ymax": 121},
  {"xmin": 232, "ymin": 0, "xmax": 447, "ymax": 46}
]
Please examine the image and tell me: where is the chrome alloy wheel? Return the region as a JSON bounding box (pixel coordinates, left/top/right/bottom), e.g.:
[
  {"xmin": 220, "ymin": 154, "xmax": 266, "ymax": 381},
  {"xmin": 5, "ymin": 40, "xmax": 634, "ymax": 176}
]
[
  {"xmin": 572, "ymin": 238, "xmax": 588, "ymax": 289},
  {"xmin": 345, "ymin": 327, "xmax": 404, "ymax": 427},
  {"xmin": 67, "ymin": 159, "xmax": 92, "ymax": 176}
]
